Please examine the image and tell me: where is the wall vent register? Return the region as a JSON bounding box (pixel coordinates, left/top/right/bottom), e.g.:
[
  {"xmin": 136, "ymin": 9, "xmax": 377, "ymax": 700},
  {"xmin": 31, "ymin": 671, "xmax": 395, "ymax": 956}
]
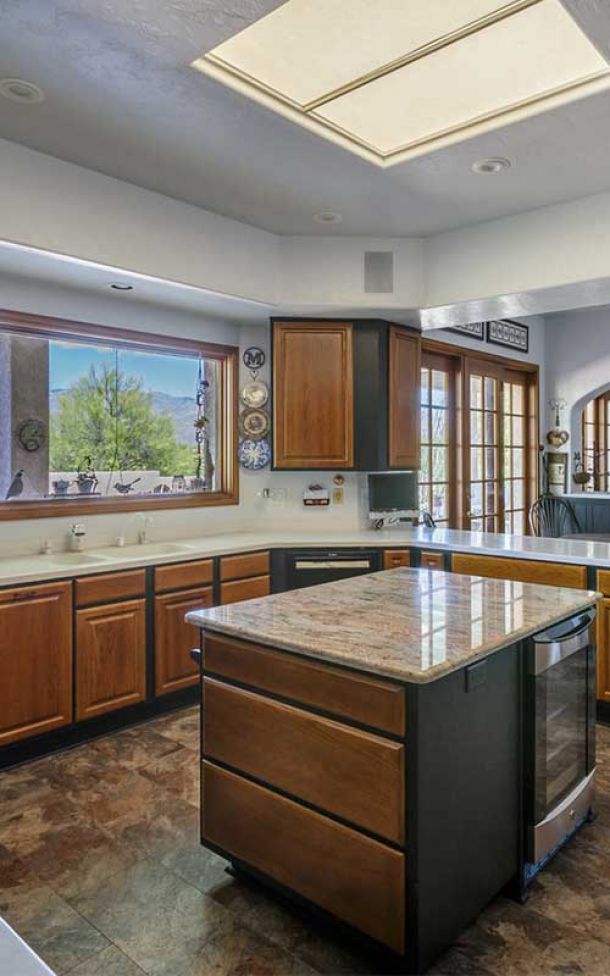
[{"xmin": 192, "ymin": 0, "xmax": 610, "ymax": 167}]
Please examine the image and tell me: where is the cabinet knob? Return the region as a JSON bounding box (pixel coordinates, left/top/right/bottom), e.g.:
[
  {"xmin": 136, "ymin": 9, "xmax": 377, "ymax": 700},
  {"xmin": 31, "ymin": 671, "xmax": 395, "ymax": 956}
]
[{"xmin": 190, "ymin": 648, "xmax": 202, "ymax": 665}]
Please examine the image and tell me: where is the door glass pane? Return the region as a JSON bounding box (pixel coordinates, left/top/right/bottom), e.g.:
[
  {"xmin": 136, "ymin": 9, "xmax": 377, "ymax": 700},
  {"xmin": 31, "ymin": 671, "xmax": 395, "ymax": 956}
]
[
  {"xmin": 470, "ymin": 482, "xmax": 483, "ymax": 517},
  {"xmin": 471, "ymin": 411, "xmax": 482, "ymax": 444},
  {"xmin": 431, "ymin": 408, "xmax": 448, "ymax": 443},
  {"xmin": 471, "ymin": 448, "xmax": 483, "ymax": 481},
  {"xmin": 431, "ymin": 370, "xmax": 447, "ymax": 407}
]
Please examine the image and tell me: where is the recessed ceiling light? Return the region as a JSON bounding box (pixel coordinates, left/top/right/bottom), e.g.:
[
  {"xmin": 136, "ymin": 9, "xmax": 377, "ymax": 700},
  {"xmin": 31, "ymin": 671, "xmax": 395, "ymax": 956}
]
[
  {"xmin": 109, "ymin": 282, "xmax": 133, "ymax": 291},
  {"xmin": 0, "ymin": 78, "xmax": 45, "ymax": 104},
  {"xmin": 471, "ymin": 156, "xmax": 512, "ymax": 174},
  {"xmin": 313, "ymin": 210, "xmax": 342, "ymax": 224}
]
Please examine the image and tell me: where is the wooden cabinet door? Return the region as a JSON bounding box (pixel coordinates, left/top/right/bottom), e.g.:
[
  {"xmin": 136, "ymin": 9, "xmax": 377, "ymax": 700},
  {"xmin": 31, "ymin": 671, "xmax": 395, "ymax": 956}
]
[
  {"xmin": 0, "ymin": 581, "xmax": 72, "ymax": 745},
  {"xmin": 388, "ymin": 326, "xmax": 420, "ymax": 468},
  {"xmin": 155, "ymin": 586, "xmax": 213, "ymax": 696},
  {"xmin": 273, "ymin": 321, "xmax": 354, "ymax": 468},
  {"xmin": 76, "ymin": 599, "xmax": 146, "ymax": 720},
  {"xmin": 597, "ymin": 598, "xmax": 610, "ymax": 702}
]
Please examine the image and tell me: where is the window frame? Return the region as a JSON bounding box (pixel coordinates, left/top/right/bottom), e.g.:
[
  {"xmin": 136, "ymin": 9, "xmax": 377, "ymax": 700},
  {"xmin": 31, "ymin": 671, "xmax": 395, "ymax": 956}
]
[
  {"xmin": 581, "ymin": 392, "xmax": 610, "ymax": 491},
  {"xmin": 421, "ymin": 336, "xmax": 539, "ymax": 533},
  {"xmin": 0, "ymin": 309, "xmax": 239, "ymax": 521}
]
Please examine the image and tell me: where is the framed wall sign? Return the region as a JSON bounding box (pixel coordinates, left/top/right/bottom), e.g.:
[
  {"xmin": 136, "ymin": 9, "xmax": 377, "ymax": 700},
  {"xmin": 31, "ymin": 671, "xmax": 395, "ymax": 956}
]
[
  {"xmin": 448, "ymin": 321, "xmax": 485, "ymax": 341},
  {"xmin": 487, "ymin": 319, "xmax": 529, "ymax": 353}
]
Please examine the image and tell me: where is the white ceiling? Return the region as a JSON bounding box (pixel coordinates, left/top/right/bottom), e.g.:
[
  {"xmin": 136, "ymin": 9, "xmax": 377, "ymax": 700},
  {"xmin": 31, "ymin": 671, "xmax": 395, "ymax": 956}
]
[{"xmin": 2, "ymin": 0, "xmax": 610, "ymax": 237}]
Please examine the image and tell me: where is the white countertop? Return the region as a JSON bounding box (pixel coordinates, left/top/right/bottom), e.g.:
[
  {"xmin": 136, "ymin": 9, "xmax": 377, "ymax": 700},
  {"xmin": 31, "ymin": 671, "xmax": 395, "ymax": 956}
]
[{"xmin": 3, "ymin": 525, "xmax": 610, "ymax": 586}]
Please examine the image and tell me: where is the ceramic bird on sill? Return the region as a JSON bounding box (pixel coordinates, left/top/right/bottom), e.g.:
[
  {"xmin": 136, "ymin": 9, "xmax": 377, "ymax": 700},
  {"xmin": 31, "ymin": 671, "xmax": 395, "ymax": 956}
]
[
  {"xmin": 114, "ymin": 477, "xmax": 141, "ymax": 495},
  {"xmin": 5, "ymin": 470, "xmax": 24, "ymax": 500}
]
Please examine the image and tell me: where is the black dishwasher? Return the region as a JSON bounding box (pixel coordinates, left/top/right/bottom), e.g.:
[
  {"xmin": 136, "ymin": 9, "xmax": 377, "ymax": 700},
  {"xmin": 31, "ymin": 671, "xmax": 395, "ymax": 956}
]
[{"xmin": 284, "ymin": 549, "xmax": 381, "ymax": 590}]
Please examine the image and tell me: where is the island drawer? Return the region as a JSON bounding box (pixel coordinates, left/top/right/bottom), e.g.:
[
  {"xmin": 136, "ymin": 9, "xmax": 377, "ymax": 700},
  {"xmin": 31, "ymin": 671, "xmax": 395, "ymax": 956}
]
[
  {"xmin": 202, "ymin": 761, "xmax": 405, "ymax": 953},
  {"xmin": 220, "ymin": 550, "xmax": 270, "ymax": 581},
  {"xmin": 75, "ymin": 569, "xmax": 146, "ymax": 607},
  {"xmin": 154, "ymin": 559, "xmax": 213, "ymax": 593},
  {"xmin": 203, "ymin": 678, "xmax": 404, "ymax": 843},
  {"xmin": 203, "ymin": 632, "xmax": 405, "ymax": 735},
  {"xmin": 383, "ymin": 549, "xmax": 411, "ymax": 569},
  {"xmin": 451, "ymin": 553, "xmax": 587, "ymax": 589}
]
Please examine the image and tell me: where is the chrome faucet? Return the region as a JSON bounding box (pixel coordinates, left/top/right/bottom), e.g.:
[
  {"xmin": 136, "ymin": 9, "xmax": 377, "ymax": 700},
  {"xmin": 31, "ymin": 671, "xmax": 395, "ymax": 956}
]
[{"xmin": 69, "ymin": 522, "xmax": 86, "ymax": 552}]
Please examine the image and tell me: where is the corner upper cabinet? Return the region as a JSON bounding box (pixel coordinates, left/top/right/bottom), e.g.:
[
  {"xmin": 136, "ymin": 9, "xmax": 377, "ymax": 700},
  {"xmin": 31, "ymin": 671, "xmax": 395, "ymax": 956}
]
[
  {"xmin": 272, "ymin": 320, "xmax": 420, "ymax": 471},
  {"xmin": 273, "ymin": 321, "xmax": 354, "ymax": 468},
  {"xmin": 388, "ymin": 326, "xmax": 421, "ymax": 469}
]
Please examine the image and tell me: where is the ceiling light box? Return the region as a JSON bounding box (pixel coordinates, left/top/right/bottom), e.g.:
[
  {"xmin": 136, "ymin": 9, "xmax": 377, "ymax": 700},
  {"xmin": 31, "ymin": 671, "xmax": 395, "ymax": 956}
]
[{"xmin": 192, "ymin": 0, "xmax": 610, "ymax": 167}]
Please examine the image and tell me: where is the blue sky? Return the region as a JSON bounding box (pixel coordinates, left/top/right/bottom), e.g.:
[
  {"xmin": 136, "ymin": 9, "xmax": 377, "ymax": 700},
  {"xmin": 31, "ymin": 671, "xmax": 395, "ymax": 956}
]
[{"xmin": 49, "ymin": 341, "xmax": 200, "ymax": 398}]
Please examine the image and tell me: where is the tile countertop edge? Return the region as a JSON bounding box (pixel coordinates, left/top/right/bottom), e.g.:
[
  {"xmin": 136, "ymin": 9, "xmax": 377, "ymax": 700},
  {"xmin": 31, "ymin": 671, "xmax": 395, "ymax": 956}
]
[
  {"xmin": 186, "ymin": 582, "xmax": 602, "ymax": 685},
  {"xmin": 4, "ymin": 525, "xmax": 610, "ymax": 585}
]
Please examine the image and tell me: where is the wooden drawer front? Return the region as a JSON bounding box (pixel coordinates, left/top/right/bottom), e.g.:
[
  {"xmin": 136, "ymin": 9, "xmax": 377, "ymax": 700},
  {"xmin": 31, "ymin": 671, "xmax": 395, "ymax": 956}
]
[
  {"xmin": 451, "ymin": 553, "xmax": 587, "ymax": 589},
  {"xmin": 420, "ymin": 550, "xmax": 445, "ymax": 571},
  {"xmin": 155, "ymin": 559, "xmax": 213, "ymax": 593},
  {"xmin": 75, "ymin": 569, "xmax": 146, "ymax": 607},
  {"xmin": 76, "ymin": 600, "xmax": 146, "ymax": 720},
  {"xmin": 204, "ymin": 678, "xmax": 404, "ymax": 843},
  {"xmin": 155, "ymin": 586, "xmax": 213, "ymax": 696},
  {"xmin": 383, "ymin": 549, "xmax": 411, "ymax": 570},
  {"xmin": 204, "ymin": 633, "xmax": 405, "ymax": 736},
  {"xmin": 0, "ymin": 582, "xmax": 72, "ymax": 746},
  {"xmin": 203, "ymin": 762, "xmax": 405, "ymax": 952},
  {"xmin": 597, "ymin": 570, "xmax": 610, "ymax": 597},
  {"xmin": 220, "ymin": 550, "xmax": 270, "ymax": 582},
  {"xmin": 220, "ymin": 575, "xmax": 270, "ymax": 605}
]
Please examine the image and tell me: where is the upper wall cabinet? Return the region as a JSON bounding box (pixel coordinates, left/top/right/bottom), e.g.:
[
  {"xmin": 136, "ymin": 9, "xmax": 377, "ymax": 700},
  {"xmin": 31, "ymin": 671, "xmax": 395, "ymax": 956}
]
[
  {"xmin": 273, "ymin": 322, "xmax": 354, "ymax": 468},
  {"xmin": 272, "ymin": 320, "xmax": 420, "ymax": 471}
]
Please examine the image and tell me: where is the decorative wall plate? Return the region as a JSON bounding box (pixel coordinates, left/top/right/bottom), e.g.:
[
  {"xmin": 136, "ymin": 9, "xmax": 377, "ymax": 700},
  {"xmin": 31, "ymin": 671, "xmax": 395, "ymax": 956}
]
[
  {"xmin": 238, "ymin": 438, "xmax": 271, "ymax": 470},
  {"xmin": 239, "ymin": 408, "xmax": 270, "ymax": 440},
  {"xmin": 240, "ymin": 380, "xmax": 269, "ymax": 408},
  {"xmin": 18, "ymin": 418, "xmax": 47, "ymax": 452},
  {"xmin": 242, "ymin": 347, "xmax": 266, "ymax": 371}
]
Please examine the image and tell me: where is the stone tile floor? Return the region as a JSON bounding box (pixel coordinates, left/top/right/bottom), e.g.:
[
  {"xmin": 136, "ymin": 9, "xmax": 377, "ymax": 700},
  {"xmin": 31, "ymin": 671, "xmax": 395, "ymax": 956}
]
[{"xmin": 1, "ymin": 708, "xmax": 609, "ymax": 975}]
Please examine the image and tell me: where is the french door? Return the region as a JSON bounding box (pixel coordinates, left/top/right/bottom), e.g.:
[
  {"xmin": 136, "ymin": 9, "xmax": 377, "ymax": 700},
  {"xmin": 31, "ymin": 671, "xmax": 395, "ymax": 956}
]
[
  {"xmin": 419, "ymin": 352, "xmax": 457, "ymax": 527},
  {"xmin": 465, "ymin": 359, "xmax": 532, "ymax": 534}
]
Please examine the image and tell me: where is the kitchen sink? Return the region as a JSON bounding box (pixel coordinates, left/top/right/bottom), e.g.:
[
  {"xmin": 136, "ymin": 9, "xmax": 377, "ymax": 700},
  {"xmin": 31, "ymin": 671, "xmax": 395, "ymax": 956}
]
[
  {"xmin": 44, "ymin": 552, "xmax": 111, "ymax": 566},
  {"xmin": 105, "ymin": 542, "xmax": 195, "ymax": 558}
]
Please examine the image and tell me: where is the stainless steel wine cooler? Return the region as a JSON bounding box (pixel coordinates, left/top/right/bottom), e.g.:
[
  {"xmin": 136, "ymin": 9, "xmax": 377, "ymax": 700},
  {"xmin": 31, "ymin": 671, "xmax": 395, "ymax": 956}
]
[{"xmin": 524, "ymin": 608, "xmax": 597, "ymax": 881}]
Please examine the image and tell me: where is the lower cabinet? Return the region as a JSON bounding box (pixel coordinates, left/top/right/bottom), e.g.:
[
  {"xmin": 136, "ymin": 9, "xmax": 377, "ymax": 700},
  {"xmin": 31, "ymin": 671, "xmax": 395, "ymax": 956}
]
[
  {"xmin": 596, "ymin": 597, "xmax": 610, "ymax": 703},
  {"xmin": 76, "ymin": 599, "xmax": 147, "ymax": 720},
  {"xmin": 383, "ymin": 549, "xmax": 411, "ymax": 570},
  {"xmin": 220, "ymin": 575, "xmax": 271, "ymax": 605},
  {"xmin": 0, "ymin": 581, "xmax": 73, "ymax": 746},
  {"xmin": 155, "ymin": 586, "xmax": 214, "ymax": 695}
]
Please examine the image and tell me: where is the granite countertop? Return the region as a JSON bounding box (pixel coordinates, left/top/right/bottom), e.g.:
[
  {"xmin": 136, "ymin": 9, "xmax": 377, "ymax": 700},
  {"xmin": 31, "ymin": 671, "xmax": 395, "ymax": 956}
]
[
  {"xmin": 187, "ymin": 567, "xmax": 600, "ymax": 683},
  {"xmin": 5, "ymin": 525, "xmax": 610, "ymax": 586}
]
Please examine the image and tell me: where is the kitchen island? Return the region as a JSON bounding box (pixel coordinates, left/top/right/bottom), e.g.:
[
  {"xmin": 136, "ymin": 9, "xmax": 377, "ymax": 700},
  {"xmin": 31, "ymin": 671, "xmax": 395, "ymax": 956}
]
[{"xmin": 188, "ymin": 568, "xmax": 600, "ymax": 973}]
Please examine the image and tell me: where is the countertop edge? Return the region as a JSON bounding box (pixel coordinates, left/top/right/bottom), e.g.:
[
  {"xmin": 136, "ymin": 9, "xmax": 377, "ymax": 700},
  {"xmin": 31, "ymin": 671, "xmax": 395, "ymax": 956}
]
[{"xmin": 186, "ymin": 589, "xmax": 601, "ymax": 684}]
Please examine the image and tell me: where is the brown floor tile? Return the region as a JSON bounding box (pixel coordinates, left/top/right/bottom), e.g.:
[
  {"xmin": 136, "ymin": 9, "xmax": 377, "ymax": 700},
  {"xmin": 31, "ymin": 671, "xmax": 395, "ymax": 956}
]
[
  {"xmin": 153, "ymin": 707, "xmax": 200, "ymax": 751},
  {"xmin": 69, "ymin": 858, "xmax": 231, "ymax": 976},
  {"xmin": 139, "ymin": 745, "xmax": 200, "ymax": 807},
  {"xmin": 104, "ymin": 791, "xmax": 200, "ymax": 861},
  {"xmin": 66, "ymin": 944, "xmax": 147, "ymax": 975},
  {"xmin": 89, "ymin": 725, "xmax": 183, "ymax": 772},
  {"xmin": 0, "ymin": 843, "xmax": 109, "ymax": 975}
]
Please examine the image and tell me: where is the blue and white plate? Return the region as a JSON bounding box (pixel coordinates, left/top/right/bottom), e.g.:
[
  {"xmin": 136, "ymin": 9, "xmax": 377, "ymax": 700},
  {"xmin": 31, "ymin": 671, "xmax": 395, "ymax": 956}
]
[{"xmin": 238, "ymin": 438, "xmax": 271, "ymax": 470}]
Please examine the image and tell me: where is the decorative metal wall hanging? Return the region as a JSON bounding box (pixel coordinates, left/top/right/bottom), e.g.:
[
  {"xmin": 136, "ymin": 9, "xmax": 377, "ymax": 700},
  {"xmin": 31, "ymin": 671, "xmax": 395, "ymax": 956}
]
[
  {"xmin": 193, "ymin": 357, "xmax": 210, "ymax": 489},
  {"xmin": 487, "ymin": 319, "xmax": 529, "ymax": 353},
  {"xmin": 18, "ymin": 418, "xmax": 47, "ymax": 452},
  {"xmin": 448, "ymin": 322, "xmax": 485, "ymax": 341},
  {"xmin": 239, "ymin": 408, "xmax": 270, "ymax": 441},
  {"xmin": 242, "ymin": 347, "xmax": 266, "ymax": 374},
  {"xmin": 238, "ymin": 438, "xmax": 271, "ymax": 470},
  {"xmin": 239, "ymin": 346, "xmax": 271, "ymax": 468},
  {"xmin": 546, "ymin": 398, "xmax": 569, "ymax": 447}
]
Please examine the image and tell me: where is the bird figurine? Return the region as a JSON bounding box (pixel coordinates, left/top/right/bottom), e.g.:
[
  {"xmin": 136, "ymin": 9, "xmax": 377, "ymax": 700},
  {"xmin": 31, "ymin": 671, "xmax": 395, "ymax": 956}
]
[
  {"xmin": 113, "ymin": 477, "xmax": 141, "ymax": 495},
  {"xmin": 5, "ymin": 470, "xmax": 24, "ymax": 500}
]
